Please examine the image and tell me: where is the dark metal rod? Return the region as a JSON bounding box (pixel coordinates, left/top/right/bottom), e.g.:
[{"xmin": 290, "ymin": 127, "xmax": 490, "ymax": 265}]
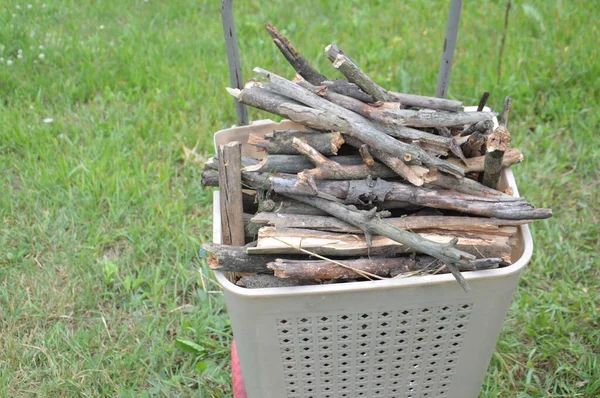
[
  {"xmin": 435, "ymin": 0, "xmax": 462, "ymax": 99},
  {"xmin": 221, "ymin": 0, "xmax": 249, "ymax": 125}
]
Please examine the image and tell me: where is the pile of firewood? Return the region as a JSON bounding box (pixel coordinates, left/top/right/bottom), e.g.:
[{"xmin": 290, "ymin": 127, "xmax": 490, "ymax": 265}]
[{"xmin": 201, "ymin": 24, "xmax": 552, "ymax": 292}]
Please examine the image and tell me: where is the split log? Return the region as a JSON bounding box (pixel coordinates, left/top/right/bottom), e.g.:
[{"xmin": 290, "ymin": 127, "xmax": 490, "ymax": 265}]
[
  {"xmin": 218, "ymin": 142, "xmax": 246, "ymax": 280},
  {"xmin": 218, "ymin": 142, "xmax": 246, "ymax": 247},
  {"xmin": 248, "ymin": 130, "xmax": 344, "ymax": 155},
  {"xmin": 248, "ymin": 69, "xmax": 466, "ymax": 177},
  {"xmin": 448, "ymin": 148, "xmax": 523, "ymax": 173},
  {"xmin": 325, "ymin": 44, "xmax": 392, "ymax": 102},
  {"xmin": 265, "ymin": 23, "xmax": 327, "ymax": 85},
  {"xmin": 251, "ymin": 212, "xmax": 528, "ymax": 236},
  {"xmin": 236, "ymin": 274, "xmax": 319, "ymax": 289},
  {"xmin": 380, "ymin": 109, "xmax": 497, "ymax": 128},
  {"xmin": 202, "ymin": 170, "xmax": 553, "ymax": 220},
  {"xmin": 268, "ymin": 255, "xmax": 501, "ymax": 281},
  {"xmin": 250, "ymin": 225, "xmax": 510, "ymax": 270},
  {"xmin": 483, "ymin": 97, "xmax": 512, "ymax": 189}
]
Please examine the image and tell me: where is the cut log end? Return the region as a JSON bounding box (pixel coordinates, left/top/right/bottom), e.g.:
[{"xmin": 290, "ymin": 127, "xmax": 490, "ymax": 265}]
[
  {"xmin": 226, "ymin": 87, "xmax": 241, "ymax": 99},
  {"xmin": 487, "ymin": 125, "xmax": 511, "ymax": 153}
]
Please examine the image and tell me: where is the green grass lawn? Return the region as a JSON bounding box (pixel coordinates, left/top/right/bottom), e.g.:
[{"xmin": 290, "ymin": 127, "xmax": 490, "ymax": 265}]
[{"xmin": 1, "ymin": 0, "xmax": 598, "ymax": 396}]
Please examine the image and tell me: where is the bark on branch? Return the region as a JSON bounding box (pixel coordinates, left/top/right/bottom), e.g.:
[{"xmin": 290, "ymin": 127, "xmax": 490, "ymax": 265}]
[
  {"xmin": 268, "ymin": 255, "xmax": 501, "ymax": 280},
  {"xmin": 265, "ymin": 23, "xmax": 327, "ymax": 85},
  {"xmin": 325, "ymin": 44, "xmax": 392, "ymax": 102},
  {"xmin": 248, "ymin": 130, "xmax": 344, "ymax": 155},
  {"xmin": 202, "ymin": 169, "xmax": 553, "ymax": 220}
]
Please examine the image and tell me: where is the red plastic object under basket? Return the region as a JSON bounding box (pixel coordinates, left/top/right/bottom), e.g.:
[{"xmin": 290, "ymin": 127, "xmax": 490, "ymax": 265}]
[{"xmin": 231, "ymin": 341, "xmax": 248, "ymax": 398}]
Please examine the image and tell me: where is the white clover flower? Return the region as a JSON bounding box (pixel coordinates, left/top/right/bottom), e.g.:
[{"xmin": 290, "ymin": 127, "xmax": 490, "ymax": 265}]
[
  {"xmin": 39, "ymin": 45, "xmax": 44, "ymax": 50},
  {"xmin": 27, "ymin": 4, "xmax": 32, "ymax": 9},
  {"xmin": 7, "ymin": 59, "xmax": 13, "ymax": 66},
  {"xmin": 16, "ymin": 5, "xmax": 21, "ymax": 9},
  {"xmin": 38, "ymin": 53, "xmax": 45, "ymax": 60},
  {"xmin": 99, "ymin": 25, "xmax": 105, "ymax": 29},
  {"xmin": 17, "ymin": 53, "xmax": 22, "ymax": 59},
  {"xmin": 18, "ymin": 48, "xmax": 23, "ymax": 53},
  {"xmin": 43, "ymin": 118, "xmax": 53, "ymax": 123}
]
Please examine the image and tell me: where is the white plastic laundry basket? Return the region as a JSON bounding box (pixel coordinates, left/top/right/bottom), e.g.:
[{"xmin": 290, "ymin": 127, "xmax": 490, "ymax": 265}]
[{"xmin": 210, "ymin": 115, "xmax": 533, "ymax": 398}]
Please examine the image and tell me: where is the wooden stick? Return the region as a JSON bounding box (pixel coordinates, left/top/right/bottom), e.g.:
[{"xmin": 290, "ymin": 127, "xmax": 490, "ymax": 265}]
[
  {"xmin": 243, "ymin": 154, "xmax": 363, "ymax": 174},
  {"xmin": 460, "ymin": 119, "xmax": 493, "ymax": 137},
  {"xmin": 265, "ymin": 23, "xmax": 327, "ymax": 85},
  {"xmin": 325, "ymin": 44, "xmax": 392, "ymax": 102},
  {"xmin": 218, "ymin": 142, "xmax": 246, "ymax": 280},
  {"xmin": 202, "ymin": 170, "xmax": 553, "ymax": 220},
  {"xmin": 260, "ymin": 197, "xmax": 329, "ymax": 216},
  {"xmin": 422, "ymin": 169, "xmax": 512, "ymax": 198},
  {"xmin": 268, "ymin": 255, "xmax": 501, "ymax": 280},
  {"xmin": 203, "ymin": 243, "xmax": 276, "ymax": 273},
  {"xmin": 483, "ymin": 97, "xmax": 512, "ymax": 189},
  {"xmin": 248, "ymin": 130, "xmax": 344, "ymax": 155},
  {"xmin": 448, "ymin": 148, "xmax": 523, "ymax": 173},
  {"xmin": 218, "ymin": 142, "xmax": 245, "ymax": 247},
  {"xmin": 387, "ymin": 91, "xmax": 463, "ymax": 112},
  {"xmin": 322, "ymin": 80, "xmax": 374, "ymax": 103},
  {"xmin": 205, "ymin": 156, "xmax": 259, "ymax": 171},
  {"xmin": 477, "ymin": 91, "xmax": 491, "ymax": 111},
  {"xmin": 380, "ymin": 109, "xmax": 497, "ymax": 128}
]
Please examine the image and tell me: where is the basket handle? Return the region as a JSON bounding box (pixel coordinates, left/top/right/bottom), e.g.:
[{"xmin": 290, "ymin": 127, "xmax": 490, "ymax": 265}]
[
  {"xmin": 221, "ymin": 0, "xmax": 249, "ymax": 126},
  {"xmin": 221, "ymin": 0, "xmax": 462, "ymax": 126}
]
